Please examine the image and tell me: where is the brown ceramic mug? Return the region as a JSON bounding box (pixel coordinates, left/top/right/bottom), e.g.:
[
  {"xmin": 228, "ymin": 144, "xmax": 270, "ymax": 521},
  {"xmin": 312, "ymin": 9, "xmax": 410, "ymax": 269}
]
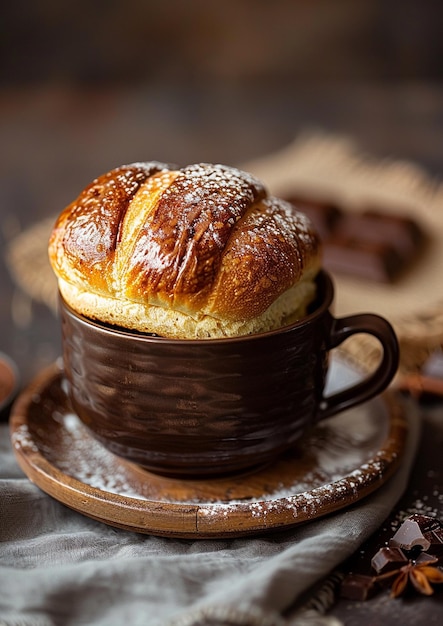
[{"xmin": 60, "ymin": 270, "xmax": 399, "ymax": 477}]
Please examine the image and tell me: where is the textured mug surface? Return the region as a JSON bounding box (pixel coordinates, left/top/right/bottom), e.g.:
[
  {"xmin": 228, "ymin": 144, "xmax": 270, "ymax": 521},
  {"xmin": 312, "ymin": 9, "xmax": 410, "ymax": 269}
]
[{"xmin": 60, "ymin": 271, "xmax": 399, "ymax": 476}]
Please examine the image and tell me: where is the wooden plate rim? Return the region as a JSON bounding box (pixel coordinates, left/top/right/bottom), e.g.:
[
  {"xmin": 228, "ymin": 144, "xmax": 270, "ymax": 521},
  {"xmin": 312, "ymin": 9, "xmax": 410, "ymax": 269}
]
[{"xmin": 9, "ymin": 362, "xmax": 408, "ymax": 538}]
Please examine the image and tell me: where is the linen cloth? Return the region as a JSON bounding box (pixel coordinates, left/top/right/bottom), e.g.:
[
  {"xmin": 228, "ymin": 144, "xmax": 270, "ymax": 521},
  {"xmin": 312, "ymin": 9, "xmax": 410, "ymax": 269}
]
[{"xmin": 0, "ymin": 403, "xmax": 419, "ymax": 626}]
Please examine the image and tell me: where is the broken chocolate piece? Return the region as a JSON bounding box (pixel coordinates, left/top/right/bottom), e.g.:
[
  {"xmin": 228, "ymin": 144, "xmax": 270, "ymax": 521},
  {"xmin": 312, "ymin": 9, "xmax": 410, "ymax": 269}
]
[
  {"xmin": 371, "ymin": 546, "xmax": 408, "ymax": 574},
  {"xmin": 408, "ymin": 514, "xmax": 441, "ymax": 534},
  {"xmin": 286, "ymin": 196, "xmax": 342, "ymax": 240},
  {"xmin": 283, "ymin": 194, "xmax": 427, "ymax": 283},
  {"xmin": 340, "ymin": 514, "xmax": 443, "ymax": 602},
  {"xmin": 323, "ymin": 236, "xmax": 404, "ymax": 283},
  {"xmin": 341, "ymin": 210, "xmax": 425, "ymax": 258},
  {"xmin": 413, "ymin": 551, "xmax": 439, "ymax": 566},
  {"xmin": 389, "ymin": 519, "xmax": 431, "ymax": 553},
  {"xmin": 423, "ymin": 529, "xmax": 443, "ymax": 559},
  {"xmin": 340, "ymin": 573, "xmax": 379, "ymax": 601}
]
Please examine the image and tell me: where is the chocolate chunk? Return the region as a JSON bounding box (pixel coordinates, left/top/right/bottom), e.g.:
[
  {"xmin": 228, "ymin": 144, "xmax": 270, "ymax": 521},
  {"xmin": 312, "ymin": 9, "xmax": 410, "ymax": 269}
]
[
  {"xmin": 284, "ymin": 194, "xmax": 427, "ymax": 283},
  {"xmin": 389, "ymin": 519, "xmax": 431, "ymax": 553},
  {"xmin": 340, "ymin": 573, "xmax": 379, "ymax": 601},
  {"xmin": 423, "ymin": 529, "xmax": 443, "ymax": 559},
  {"xmin": 408, "ymin": 514, "xmax": 441, "ymax": 533},
  {"xmin": 341, "ymin": 210, "xmax": 425, "ymax": 258},
  {"xmin": 286, "ymin": 196, "xmax": 342, "ymax": 240},
  {"xmin": 323, "ymin": 236, "xmax": 404, "ymax": 283},
  {"xmin": 371, "ymin": 546, "xmax": 408, "ymax": 574},
  {"xmin": 414, "ymin": 551, "xmax": 439, "ymax": 566}
]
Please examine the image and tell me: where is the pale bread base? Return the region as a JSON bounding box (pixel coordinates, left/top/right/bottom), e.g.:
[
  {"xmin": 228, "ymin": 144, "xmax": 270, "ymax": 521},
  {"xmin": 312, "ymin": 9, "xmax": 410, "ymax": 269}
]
[{"xmin": 58, "ymin": 276, "xmax": 317, "ymax": 339}]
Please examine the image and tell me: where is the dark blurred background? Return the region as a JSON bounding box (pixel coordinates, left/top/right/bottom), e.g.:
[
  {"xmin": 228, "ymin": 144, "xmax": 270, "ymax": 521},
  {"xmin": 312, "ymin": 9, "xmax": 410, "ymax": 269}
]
[
  {"xmin": 1, "ymin": 0, "xmax": 443, "ymax": 381},
  {"xmin": 2, "ymin": 0, "xmax": 443, "ymax": 214},
  {"xmin": 2, "ymin": 0, "xmax": 443, "ymax": 212},
  {"xmin": 2, "ymin": 0, "xmax": 443, "ymax": 87}
]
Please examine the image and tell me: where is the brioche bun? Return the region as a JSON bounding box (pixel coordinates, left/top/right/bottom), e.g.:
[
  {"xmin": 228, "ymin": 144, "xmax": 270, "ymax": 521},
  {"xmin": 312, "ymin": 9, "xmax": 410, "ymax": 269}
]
[{"xmin": 48, "ymin": 162, "xmax": 321, "ymax": 338}]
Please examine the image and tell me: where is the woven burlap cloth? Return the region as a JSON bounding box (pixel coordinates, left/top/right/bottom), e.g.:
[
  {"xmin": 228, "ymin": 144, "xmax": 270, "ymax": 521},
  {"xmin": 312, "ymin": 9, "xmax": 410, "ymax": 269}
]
[{"xmin": 6, "ymin": 131, "xmax": 443, "ymax": 374}]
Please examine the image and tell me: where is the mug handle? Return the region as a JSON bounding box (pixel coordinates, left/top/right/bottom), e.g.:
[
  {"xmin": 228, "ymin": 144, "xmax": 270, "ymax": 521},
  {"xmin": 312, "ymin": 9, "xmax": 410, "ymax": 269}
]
[{"xmin": 317, "ymin": 313, "xmax": 399, "ymax": 421}]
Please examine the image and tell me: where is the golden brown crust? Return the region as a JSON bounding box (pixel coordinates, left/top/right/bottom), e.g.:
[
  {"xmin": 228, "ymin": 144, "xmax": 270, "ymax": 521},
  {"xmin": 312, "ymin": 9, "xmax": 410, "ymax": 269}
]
[
  {"xmin": 209, "ymin": 196, "xmax": 320, "ymax": 319},
  {"xmin": 123, "ymin": 163, "xmax": 267, "ymax": 314},
  {"xmin": 49, "ymin": 162, "xmax": 322, "ymax": 338},
  {"xmin": 49, "ymin": 161, "xmax": 171, "ymax": 293}
]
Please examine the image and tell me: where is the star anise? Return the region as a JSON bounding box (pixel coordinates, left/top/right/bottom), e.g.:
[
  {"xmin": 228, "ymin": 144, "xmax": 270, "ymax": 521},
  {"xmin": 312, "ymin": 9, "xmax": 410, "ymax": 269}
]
[
  {"xmin": 340, "ymin": 514, "xmax": 443, "ymax": 602},
  {"xmin": 376, "ymin": 556, "xmax": 443, "ymax": 598}
]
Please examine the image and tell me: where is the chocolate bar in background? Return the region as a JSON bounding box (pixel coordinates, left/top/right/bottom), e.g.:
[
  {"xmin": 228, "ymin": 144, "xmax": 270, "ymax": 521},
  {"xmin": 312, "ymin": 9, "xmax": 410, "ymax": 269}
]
[
  {"xmin": 323, "ymin": 237, "xmax": 404, "ymax": 283},
  {"xmin": 285, "ymin": 195, "xmax": 427, "ymax": 283},
  {"xmin": 285, "ymin": 196, "xmax": 342, "ymax": 240},
  {"xmin": 346, "ymin": 210, "xmax": 425, "ymax": 257}
]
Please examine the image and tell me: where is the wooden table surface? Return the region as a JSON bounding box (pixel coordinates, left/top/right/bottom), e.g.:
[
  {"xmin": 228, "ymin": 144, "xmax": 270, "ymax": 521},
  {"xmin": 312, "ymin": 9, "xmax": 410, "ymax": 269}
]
[{"xmin": 1, "ymin": 82, "xmax": 443, "ymax": 622}]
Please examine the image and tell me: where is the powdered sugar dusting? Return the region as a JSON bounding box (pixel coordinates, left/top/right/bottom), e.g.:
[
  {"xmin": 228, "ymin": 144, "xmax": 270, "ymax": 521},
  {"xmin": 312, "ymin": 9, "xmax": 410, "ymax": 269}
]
[
  {"xmin": 197, "ymin": 452, "xmax": 389, "ymax": 524},
  {"xmin": 51, "ymin": 412, "xmax": 150, "ymax": 500},
  {"xmin": 11, "ymin": 424, "xmax": 39, "ymax": 453},
  {"xmin": 11, "ymin": 357, "xmax": 406, "ymax": 534},
  {"xmin": 21, "ymin": 392, "xmax": 392, "ymax": 512},
  {"xmin": 126, "ymin": 162, "xmax": 269, "ymax": 310}
]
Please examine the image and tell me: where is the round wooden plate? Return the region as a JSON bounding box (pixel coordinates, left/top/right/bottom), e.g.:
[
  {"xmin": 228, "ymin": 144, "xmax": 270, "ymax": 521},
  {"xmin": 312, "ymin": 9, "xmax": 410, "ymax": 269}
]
[{"xmin": 9, "ymin": 357, "xmax": 408, "ymax": 538}]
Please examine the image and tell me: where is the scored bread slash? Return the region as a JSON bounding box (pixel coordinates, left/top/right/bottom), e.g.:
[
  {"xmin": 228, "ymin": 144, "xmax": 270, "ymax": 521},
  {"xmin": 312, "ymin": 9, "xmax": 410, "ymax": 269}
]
[{"xmin": 48, "ymin": 162, "xmax": 322, "ymax": 339}]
